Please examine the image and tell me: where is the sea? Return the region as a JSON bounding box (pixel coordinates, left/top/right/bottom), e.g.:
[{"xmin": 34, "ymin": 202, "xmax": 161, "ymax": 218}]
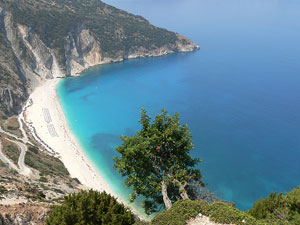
[{"xmin": 57, "ymin": 0, "xmax": 300, "ymax": 213}]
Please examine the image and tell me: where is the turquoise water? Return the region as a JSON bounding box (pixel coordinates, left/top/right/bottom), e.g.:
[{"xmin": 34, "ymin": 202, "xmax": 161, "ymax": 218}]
[{"xmin": 58, "ymin": 0, "xmax": 300, "ymax": 212}]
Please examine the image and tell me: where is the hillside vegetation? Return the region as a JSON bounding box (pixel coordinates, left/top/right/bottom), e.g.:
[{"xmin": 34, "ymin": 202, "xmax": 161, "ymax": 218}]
[
  {"xmin": 43, "ymin": 186, "xmax": 300, "ymax": 225},
  {"xmin": 46, "ymin": 190, "xmax": 135, "ymax": 225},
  {"xmin": 2, "ymin": 0, "xmax": 178, "ymax": 61},
  {"xmin": 0, "ymin": 0, "xmax": 198, "ymax": 117}
]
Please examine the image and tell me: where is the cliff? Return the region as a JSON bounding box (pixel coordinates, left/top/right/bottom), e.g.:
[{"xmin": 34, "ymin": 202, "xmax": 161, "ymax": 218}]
[{"xmin": 0, "ymin": 0, "xmax": 199, "ymax": 117}]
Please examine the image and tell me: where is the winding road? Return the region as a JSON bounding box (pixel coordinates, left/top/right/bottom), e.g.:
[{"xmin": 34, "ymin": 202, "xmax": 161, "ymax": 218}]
[
  {"xmin": 10, "ymin": 139, "xmax": 32, "ymax": 176},
  {"xmin": 0, "ymin": 140, "xmax": 19, "ymax": 171},
  {"xmin": 0, "ymin": 114, "xmax": 32, "ymax": 176}
]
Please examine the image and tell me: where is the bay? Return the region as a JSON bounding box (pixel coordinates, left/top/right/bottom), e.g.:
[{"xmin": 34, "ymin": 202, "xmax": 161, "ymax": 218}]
[{"xmin": 58, "ymin": 0, "xmax": 300, "ymax": 211}]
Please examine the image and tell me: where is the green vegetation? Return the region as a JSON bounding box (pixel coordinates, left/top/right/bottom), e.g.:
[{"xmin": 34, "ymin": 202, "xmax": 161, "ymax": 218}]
[
  {"xmin": 151, "ymin": 186, "xmax": 300, "ymax": 225},
  {"xmin": 208, "ymin": 202, "xmax": 263, "ymax": 225},
  {"xmin": 7, "ymin": 126, "xmax": 18, "ymax": 130},
  {"xmin": 39, "ymin": 176, "xmax": 48, "ymax": 183},
  {"xmin": 2, "ymin": 117, "xmax": 23, "ymax": 137},
  {"xmin": 0, "ymin": 0, "xmax": 178, "ymax": 65},
  {"xmin": 46, "ymin": 190, "xmax": 135, "ymax": 225},
  {"xmin": 151, "ymin": 200, "xmax": 209, "ymax": 225},
  {"xmin": 28, "ymin": 146, "xmax": 39, "ymax": 154},
  {"xmin": 249, "ymin": 186, "xmax": 300, "ymax": 224},
  {"xmin": 0, "ymin": 185, "xmax": 8, "ymax": 195},
  {"xmin": 25, "ymin": 146, "xmax": 69, "ymax": 177},
  {"xmin": 134, "ymin": 222, "xmax": 150, "ymax": 225},
  {"xmin": 24, "ymin": 185, "xmax": 46, "ymax": 201},
  {"xmin": 114, "ymin": 108, "xmax": 204, "ymax": 214},
  {"xmin": 151, "ymin": 199, "xmax": 286, "ymax": 225},
  {"xmin": 2, "ymin": 142, "xmax": 20, "ymax": 167},
  {"xmin": 37, "ymin": 100, "xmax": 300, "ymax": 225}
]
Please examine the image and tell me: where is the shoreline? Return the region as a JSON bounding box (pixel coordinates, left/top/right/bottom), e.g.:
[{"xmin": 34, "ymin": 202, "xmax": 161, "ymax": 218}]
[{"xmin": 23, "ymin": 78, "xmax": 145, "ymax": 219}]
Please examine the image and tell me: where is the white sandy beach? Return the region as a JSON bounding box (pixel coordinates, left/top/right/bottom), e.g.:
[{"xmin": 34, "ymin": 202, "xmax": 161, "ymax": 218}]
[
  {"xmin": 24, "ymin": 79, "xmax": 115, "ymax": 195},
  {"xmin": 24, "ymin": 78, "xmax": 146, "ymax": 219}
]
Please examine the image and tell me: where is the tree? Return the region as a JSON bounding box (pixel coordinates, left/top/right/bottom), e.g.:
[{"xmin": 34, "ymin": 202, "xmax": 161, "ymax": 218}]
[
  {"xmin": 46, "ymin": 190, "xmax": 135, "ymax": 225},
  {"xmin": 114, "ymin": 108, "xmax": 204, "ymax": 214},
  {"xmin": 249, "ymin": 186, "xmax": 300, "ymax": 224}
]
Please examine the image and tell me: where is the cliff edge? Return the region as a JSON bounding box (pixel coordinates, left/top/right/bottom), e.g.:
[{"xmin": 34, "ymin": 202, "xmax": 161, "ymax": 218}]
[{"xmin": 0, "ymin": 0, "xmax": 199, "ymax": 117}]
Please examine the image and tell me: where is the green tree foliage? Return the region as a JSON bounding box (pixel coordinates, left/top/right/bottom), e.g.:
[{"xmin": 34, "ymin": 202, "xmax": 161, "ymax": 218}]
[
  {"xmin": 248, "ymin": 192, "xmax": 286, "ymax": 220},
  {"xmin": 46, "ymin": 190, "xmax": 135, "ymax": 225},
  {"xmin": 114, "ymin": 108, "xmax": 204, "ymax": 214},
  {"xmin": 249, "ymin": 186, "xmax": 300, "ymax": 224}
]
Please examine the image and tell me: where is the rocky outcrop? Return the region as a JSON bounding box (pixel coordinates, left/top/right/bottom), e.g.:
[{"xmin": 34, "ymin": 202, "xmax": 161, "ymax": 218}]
[
  {"xmin": 64, "ymin": 26, "xmax": 199, "ymax": 76},
  {"xmin": 0, "ymin": 1, "xmax": 200, "ymax": 117},
  {"xmin": 65, "ymin": 26, "xmax": 102, "ymax": 76},
  {"xmin": 176, "ymin": 34, "xmax": 200, "ymax": 52},
  {"xmin": 0, "ymin": 88, "xmax": 25, "ymax": 116},
  {"xmin": 1, "ymin": 9, "xmax": 64, "ymax": 89},
  {"xmin": 186, "ymin": 213, "xmax": 233, "ymax": 225},
  {"xmin": 0, "ymin": 7, "xmax": 199, "ymax": 81},
  {"xmin": 0, "ymin": 204, "xmax": 50, "ymax": 225},
  {"xmin": 126, "ymin": 34, "xmax": 199, "ymax": 60}
]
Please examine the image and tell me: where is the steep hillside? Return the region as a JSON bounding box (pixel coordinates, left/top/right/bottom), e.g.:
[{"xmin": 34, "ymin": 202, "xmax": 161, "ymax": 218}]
[
  {"xmin": 0, "ymin": 0, "xmax": 199, "ymax": 117},
  {"xmin": 0, "ymin": 116, "xmax": 83, "ymax": 225}
]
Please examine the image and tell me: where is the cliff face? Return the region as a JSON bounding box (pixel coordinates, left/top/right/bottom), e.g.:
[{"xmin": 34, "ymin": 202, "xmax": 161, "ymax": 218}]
[
  {"xmin": 1, "ymin": 9, "xmax": 64, "ymax": 85},
  {"xmin": 0, "ymin": 0, "xmax": 199, "ymax": 117}
]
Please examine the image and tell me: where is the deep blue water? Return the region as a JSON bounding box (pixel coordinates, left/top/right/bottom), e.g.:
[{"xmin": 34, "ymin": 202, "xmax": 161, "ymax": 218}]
[{"xmin": 58, "ymin": 0, "xmax": 300, "ymax": 212}]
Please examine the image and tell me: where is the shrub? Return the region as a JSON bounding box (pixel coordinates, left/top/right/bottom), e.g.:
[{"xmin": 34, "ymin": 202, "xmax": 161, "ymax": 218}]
[
  {"xmin": 0, "ymin": 185, "xmax": 8, "ymax": 194},
  {"xmin": 248, "ymin": 192, "xmax": 286, "ymax": 220},
  {"xmin": 151, "ymin": 199, "xmax": 283, "ymax": 225},
  {"xmin": 7, "ymin": 126, "xmax": 18, "ymax": 130},
  {"xmin": 39, "ymin": 176, "xmax": 48, "ymax": 182},
  {"xmin": 151, "ymin": 199, "xmax": 209, "ymax": 225},
  {"xmin": 46, "ymin": 190, "xmax": 135, "ymax": 225},
  {"xmin": 249, "ymin": 186, "xmax": 300, "ymax": 224},
  {"xmin": 209, "ymin": 201, "xmax": 259, "ymax": 225},
  {"xmin": 25, "ymin": 149, "xmax": 69, "ymax": 177},
  {"xmin": 28, "ymin": 146, "xmax": 39, "ymax": 154},
  {"xmin": 2, "ymin": 143, "xmax": 20, "ymax": 166}
]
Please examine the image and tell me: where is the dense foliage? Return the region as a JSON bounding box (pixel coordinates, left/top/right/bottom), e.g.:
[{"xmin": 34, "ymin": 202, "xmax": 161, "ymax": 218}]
[
  {"xmin": 46, "ymin": 190, "xmax": 135, "ymax": 225},
  {"xmin": 249, "ymin": 186, "xmax": 300, "ymax": 224},
  {"xmin": 25, "ymin": 145, "xmax": 69, "ymax": 177},
  {"xmin": 151, "ymin": 199, "xmax": 286, "ymax": 225},
  {"xmin": 150, "ymin": 187, "xmax": 300, "ymax": 224},
  {"xmin": 151, "ymin": 199, "xmax": 209, "ymax": 225},
  {"xmin": 114, "ymin": 108, "xmax": 204, "ymax": 214}
]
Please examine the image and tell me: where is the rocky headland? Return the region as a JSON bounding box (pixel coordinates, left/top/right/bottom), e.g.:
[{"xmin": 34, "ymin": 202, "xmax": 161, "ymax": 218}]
[{"xmin": 0, "ymin": 0, "xmax": 199, "ymax": 118}]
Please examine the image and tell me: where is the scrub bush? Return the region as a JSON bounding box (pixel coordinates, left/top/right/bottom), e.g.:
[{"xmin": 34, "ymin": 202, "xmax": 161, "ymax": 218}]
[{"xmin": 46, "ymin": 190, "xmax": 135, "ymax": 225}]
